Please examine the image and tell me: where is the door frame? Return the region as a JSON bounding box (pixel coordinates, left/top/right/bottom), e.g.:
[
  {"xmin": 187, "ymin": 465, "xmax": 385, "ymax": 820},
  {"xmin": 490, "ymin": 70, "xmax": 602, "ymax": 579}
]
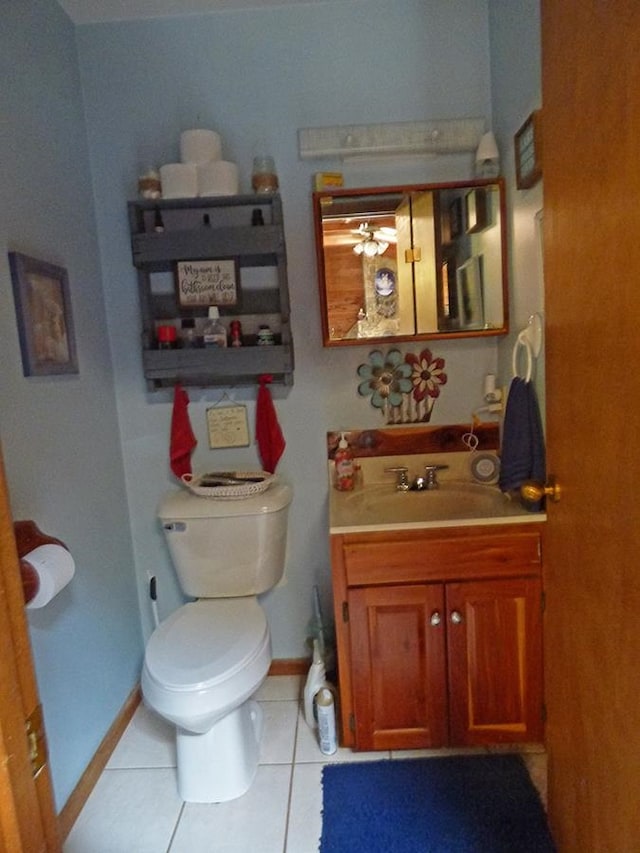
[{"xmin": 0, "ymin": 445, "xmax": 60, "ymax": 852}]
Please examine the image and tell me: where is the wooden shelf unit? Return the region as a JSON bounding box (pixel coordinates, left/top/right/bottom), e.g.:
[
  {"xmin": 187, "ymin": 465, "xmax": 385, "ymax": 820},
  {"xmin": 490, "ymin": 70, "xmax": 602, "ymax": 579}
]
[{"xmin": 128, "ymin": 193, "xmax": 294, "ymax": 390}]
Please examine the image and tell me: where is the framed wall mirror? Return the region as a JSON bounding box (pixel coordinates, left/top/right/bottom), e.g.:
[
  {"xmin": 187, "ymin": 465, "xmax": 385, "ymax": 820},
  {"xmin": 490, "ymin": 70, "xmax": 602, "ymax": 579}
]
[{"xmin": 313, "ymin": 178, "xmax": 509, "ymax": 346}]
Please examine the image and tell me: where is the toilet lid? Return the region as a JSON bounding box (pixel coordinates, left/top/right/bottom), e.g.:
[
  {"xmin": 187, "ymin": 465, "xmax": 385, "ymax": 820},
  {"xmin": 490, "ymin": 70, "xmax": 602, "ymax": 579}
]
[{"xmin": 145, "ymin": 598, "xmax": 268, "ymax": 692}]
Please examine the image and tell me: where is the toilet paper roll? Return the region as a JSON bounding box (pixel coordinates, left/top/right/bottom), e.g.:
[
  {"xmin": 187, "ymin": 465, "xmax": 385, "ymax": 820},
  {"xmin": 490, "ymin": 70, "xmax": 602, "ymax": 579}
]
[
  {"xmin": 180, "ymin": 129, "xmax": 222, "ymax": 165},
  {"xmin": 24, "ymin": 544, "xmax": 75, "ymax": 609},
  {"xmin": 160, "ymin": 163, "xmax": 198, "ymax": 199},
  {"xmin": 197, "ymin": 161, "xmax": 239, "ymax": 197}
]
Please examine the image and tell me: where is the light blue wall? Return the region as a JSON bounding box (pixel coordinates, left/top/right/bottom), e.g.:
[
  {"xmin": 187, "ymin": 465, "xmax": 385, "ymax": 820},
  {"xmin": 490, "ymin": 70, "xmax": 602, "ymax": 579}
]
[
  {"xmin": 75, "ymin": 0, "xmax": 500, "ymax": 660},
  {"xmin": 0, "ymin": 0, "xmax": 142, "ymax": 810},
  {"xmin": 0, "ymin": 0, "xmax": 543, "ymax": 816},
  {"xmin": 489, "ymin": 0, "xmax": 545, "ymax": 409}
]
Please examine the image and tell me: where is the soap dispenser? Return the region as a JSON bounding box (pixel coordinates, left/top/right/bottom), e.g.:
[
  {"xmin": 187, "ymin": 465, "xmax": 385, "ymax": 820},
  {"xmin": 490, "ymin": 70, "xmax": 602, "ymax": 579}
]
[{"xmin": 334, "ymin": 432, "xmax": 355, "ymax": 491}]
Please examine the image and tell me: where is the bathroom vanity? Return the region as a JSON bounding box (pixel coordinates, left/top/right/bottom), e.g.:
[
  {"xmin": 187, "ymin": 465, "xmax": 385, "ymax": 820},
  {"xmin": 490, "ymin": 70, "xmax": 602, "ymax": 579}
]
[
  {"xmin": 328, "ymin": 428, "xmax": 546, "ymax": 752},
  {"xmin": 330, "ymin": 523, "xmax": 544, "ymax": 751}
]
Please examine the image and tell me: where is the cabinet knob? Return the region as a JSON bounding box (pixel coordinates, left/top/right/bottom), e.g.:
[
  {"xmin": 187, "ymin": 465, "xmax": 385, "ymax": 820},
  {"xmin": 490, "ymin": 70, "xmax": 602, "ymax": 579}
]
[
  {"xmin": 430, "ymin": 611, "xmax": 442, "ymax": 627},
  {"xmin": 450, "ymin": 610, "xmax": 463, "ymax": 625}
]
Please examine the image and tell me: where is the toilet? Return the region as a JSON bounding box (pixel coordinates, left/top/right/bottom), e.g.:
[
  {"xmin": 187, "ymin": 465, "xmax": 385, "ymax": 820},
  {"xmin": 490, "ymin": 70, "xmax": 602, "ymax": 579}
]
[{"xmin": 141, "ymin": 482, "xmax": 292, "ymax": 803}]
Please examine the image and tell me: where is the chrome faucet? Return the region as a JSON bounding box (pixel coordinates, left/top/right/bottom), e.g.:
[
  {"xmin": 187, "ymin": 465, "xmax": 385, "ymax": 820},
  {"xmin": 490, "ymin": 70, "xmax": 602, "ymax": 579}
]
[
  {"xmin": 420, "ymin": 464, "xmax": 449, "ymax": 490},
  {"xmin": 385, "ymin": 466, "xmax": 410, "ymax": 491}
]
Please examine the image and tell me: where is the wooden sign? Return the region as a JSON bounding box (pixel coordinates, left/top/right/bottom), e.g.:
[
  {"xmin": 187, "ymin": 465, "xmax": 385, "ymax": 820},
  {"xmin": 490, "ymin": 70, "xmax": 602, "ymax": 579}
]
[{"xmin": 176, "ymin": 259, "xmax": 237, "ymax": 307}]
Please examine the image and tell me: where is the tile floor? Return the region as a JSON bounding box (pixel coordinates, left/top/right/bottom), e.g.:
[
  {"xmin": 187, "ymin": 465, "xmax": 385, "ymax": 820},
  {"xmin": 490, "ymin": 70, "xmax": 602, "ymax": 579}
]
[{"xmin": 64, "ymin": 675, "xmax": 547, "ymax": 853}]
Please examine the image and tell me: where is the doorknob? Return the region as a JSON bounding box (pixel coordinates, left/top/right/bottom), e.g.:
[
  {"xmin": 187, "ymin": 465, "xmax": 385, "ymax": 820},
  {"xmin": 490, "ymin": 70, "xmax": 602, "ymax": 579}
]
[
  {"xmin": 520, "ymin": 475, "xmax": 561, "ymax": 503},
  {"xmin": 430, "ymin": 611, "xmax": 442, "ymax": 626}
]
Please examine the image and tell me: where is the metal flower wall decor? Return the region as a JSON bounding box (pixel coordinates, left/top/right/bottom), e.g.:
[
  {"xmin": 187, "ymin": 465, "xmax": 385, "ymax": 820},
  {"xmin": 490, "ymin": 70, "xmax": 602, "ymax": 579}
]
[{"xmin": 357, "ymin": 348, "xmax": 448, "ymax": 424}]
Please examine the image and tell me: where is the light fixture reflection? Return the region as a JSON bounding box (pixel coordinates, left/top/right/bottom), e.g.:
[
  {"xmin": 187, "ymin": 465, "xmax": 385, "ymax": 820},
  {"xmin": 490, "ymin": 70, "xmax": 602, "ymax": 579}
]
[{"xmin": 353, "ymin": 237, "xmax": 389, "ymax": 257}]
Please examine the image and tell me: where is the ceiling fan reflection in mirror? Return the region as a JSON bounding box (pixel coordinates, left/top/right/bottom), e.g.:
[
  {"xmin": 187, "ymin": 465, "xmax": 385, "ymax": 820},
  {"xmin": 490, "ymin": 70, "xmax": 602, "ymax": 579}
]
[{"xmin": 352, "ymin": 222, "xmax": 396, "ymax": 256}]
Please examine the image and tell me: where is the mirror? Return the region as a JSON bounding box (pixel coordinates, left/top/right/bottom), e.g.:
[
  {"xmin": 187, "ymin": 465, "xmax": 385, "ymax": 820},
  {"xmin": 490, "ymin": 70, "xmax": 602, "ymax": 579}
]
[{"xmin": 313, "ymin": 178, "xmax": 509, "ymax": 346}]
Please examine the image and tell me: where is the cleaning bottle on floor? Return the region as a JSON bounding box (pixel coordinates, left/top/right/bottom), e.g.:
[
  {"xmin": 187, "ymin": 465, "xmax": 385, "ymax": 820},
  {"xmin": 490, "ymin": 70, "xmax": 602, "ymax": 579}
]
[
  {"xmin": 316, "ymin": 687, "xmax": 337, "ymax": 755},
  {"xmin": 304, "ymin": 638, "xmax": 326, "ymax": 729}
]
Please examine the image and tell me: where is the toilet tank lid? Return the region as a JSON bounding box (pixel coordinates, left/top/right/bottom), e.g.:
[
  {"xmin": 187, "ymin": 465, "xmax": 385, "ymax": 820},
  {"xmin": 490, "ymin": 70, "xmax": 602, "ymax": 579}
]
[{"xmin": 158, "ymin": 482, "xmax": 292, "ymax": 520}]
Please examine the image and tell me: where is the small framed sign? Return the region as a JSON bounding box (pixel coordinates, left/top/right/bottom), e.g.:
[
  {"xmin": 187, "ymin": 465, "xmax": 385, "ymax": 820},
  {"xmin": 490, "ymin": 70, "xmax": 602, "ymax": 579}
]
[
  {"xmin": 207, "ymin": 404, "xmax": 250, "ymax": 449},
  {"xmin": 176, "ymin": 259, "xmax": 238, "ymax": 307},
  {"xmin": 514, "ymin": 110, "xmax": 542, "ymax": 190}
]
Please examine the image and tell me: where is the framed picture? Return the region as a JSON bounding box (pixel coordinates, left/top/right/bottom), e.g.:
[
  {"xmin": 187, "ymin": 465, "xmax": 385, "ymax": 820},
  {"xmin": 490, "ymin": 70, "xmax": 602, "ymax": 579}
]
[
  {"xmin": 9, "ymin": 252, "xmax": 78, "ymax": 376},
  {"xmin": 465, "ymin": 188, "xmax": 488, "ymax": 233},
  {"xmin": 176, "ymin": 259, "xmax": 238, "ymax": 307},
  {"xmin": 514, "ymin": 110, "xmax": 542, "ymax": 190},
  {"xmin": 456, "ymin": 255, "xmax": 485, "ymax": 329}
]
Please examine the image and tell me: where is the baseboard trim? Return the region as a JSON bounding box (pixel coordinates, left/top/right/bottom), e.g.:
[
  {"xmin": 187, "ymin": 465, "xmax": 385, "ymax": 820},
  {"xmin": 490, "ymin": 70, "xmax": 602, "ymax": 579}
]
[
  {"xmin": 269, "ymin": 657, "xmax": 309, "ymax": 676},
  {"xmin": 58, "ymin": 685, "xmax": 141, "ymax": 841}
]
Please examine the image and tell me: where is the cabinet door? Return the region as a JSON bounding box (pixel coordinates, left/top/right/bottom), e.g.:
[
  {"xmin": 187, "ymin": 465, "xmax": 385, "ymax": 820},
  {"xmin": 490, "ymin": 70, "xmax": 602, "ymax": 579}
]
[
  {"xmin": 446, "ymin": 577, "xmax": 543, "ymax": 746},
  {"xmin": 349, "ymin": 584, "xmax": 447, "ymax": 750}
]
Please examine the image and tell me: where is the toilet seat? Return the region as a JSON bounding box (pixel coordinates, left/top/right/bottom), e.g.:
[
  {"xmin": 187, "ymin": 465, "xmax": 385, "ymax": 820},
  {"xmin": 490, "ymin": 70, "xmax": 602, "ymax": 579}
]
[{"xmin": 144, "ymin": 598, "xmax": 268, "ymax": 693}]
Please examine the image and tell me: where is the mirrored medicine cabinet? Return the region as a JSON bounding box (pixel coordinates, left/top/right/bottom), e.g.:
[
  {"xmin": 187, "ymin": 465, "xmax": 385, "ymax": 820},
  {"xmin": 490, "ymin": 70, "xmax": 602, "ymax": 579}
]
[{"xmin": 313, "ymin": 178, "xmax": 509, "ymax": 347}]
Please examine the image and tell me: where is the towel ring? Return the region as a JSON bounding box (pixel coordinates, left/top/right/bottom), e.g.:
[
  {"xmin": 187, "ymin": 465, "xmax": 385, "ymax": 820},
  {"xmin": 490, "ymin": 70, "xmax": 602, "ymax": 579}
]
[
  {"xmin": 512, "ymin": 313, "xmax": 543, "ymax": 382},
  {"xmin": 512, "ymin": 335, "xmax": 533, "ymax": 382}
]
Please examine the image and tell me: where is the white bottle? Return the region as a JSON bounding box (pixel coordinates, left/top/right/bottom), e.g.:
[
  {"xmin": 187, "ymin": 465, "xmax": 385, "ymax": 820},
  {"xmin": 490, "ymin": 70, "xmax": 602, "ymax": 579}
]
[
  {"xmin": 316, "ymin": 687, "xmax": 337, "ymax": 755},
  {"xmin": 303, "ymin": 639, "xmax": 326, "ymax": 729},
  {"xmin": 203, "ymin": 307, "xmax": 227, "ymax": 348}
]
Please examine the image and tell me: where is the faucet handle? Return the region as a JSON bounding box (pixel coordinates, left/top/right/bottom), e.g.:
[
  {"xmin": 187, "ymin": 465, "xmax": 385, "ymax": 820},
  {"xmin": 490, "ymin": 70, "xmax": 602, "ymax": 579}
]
[
  {"xmin": 423, "ymin": 464, "xmax": 449, "ymax": 488},
  {"xmin": 385, "ymin": 466, "xmax": 410, "ymax": 491}
]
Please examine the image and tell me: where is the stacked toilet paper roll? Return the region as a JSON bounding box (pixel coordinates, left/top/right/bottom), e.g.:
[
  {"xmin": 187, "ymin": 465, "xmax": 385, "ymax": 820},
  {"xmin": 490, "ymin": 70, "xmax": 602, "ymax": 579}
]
[
  {"xmin": 180, "ymin": 129, "xmax": 222, "ymax": 165},
  {"xmin": 159, "ymin": 128, "xmax": 239, "ymax": 198},
  {"xmin": 160, "ymin": 163, "xmax": 198, "ymax": 199},
  {"xmin": 23, "ymin": 543, "xmax": 75, "ymax": 609},
  {"xmin": 197, "ymin": 161, "xmax": 239, "ymax": 196}
]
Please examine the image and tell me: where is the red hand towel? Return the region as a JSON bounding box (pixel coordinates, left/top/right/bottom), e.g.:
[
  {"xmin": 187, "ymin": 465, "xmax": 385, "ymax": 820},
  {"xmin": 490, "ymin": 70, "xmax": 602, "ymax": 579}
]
[
  {"xmin": 256, "ymin": 375, "xmax": 285, "ymax": 474},
  {"xmin": 170, "ymin": 383, "xmax": 197, "ymax": 478}
]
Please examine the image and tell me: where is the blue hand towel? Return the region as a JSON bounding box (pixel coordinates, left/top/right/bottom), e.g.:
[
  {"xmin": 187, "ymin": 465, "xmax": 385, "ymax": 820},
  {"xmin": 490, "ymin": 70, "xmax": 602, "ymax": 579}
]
[{"xmin": 499, "ymin": 377, "xmax": 546, "ymax": 507}]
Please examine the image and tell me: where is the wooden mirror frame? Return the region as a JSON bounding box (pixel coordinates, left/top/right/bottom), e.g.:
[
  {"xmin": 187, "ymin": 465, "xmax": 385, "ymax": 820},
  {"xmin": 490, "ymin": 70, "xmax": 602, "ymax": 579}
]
[{"xmin": 313, "ymin": 178, "xmax": 510, "ymax": 347}]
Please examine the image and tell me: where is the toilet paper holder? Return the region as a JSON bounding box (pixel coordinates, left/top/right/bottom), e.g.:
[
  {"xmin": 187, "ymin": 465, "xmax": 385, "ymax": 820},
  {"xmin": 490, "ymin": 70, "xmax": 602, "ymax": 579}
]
[{"xmin": 14, "ymin": 520, "xmax": 70, "ymax": 607}]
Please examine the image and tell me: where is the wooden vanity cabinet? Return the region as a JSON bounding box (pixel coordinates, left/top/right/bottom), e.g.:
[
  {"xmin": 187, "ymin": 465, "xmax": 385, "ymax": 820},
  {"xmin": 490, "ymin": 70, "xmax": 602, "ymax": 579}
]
[{"xmin": 331, "ymin": 524, "xmax": 544, "ymax": 751}]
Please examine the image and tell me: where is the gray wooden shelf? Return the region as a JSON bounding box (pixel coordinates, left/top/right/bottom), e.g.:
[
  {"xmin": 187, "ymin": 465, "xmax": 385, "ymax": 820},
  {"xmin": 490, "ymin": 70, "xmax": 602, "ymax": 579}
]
[{"xmin": 128, "ymin": 194, "xmax": 294, "ymax": 390}]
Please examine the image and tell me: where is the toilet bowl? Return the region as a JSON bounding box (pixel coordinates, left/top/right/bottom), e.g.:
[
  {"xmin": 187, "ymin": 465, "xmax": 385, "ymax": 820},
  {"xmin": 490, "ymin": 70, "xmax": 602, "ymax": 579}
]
[
  {"xmin": 142, "ymin": 482, "xmax": 291, "ymax": 803},
  {"xmin": 142, "ymin": 598, "xmax": 271, "ymax": 801}
]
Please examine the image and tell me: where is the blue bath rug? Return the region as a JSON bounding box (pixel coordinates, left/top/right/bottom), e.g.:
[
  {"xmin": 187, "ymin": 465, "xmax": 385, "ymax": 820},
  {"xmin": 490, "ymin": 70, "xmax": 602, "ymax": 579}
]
[{"xmin": 320, "ymin": 754, "xmax": 556, "ymax": 852}]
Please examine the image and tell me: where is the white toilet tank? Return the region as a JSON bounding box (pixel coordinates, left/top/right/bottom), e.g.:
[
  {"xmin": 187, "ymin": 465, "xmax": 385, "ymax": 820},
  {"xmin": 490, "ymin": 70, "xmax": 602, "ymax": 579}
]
[{"xmin": 158, "ymin": 483, "xmax": 292, "ymax": 598}]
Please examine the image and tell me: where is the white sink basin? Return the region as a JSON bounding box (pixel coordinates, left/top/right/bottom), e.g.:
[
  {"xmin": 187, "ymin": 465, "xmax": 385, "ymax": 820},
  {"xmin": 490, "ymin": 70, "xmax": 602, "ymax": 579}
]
[{"xmin": 330, "ymin": 481, "xmax": 534, "ymax": 530}]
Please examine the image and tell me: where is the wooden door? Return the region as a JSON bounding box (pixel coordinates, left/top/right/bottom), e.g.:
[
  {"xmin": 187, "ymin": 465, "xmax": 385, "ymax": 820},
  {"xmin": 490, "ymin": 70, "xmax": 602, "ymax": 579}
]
[
  {"xmin": 411, "ymin": 189, "xmax": 438, "ymax": 332},
  {"xmin": 0, "ymin": 449, "xmax": 60, "ymax": 852},
  {"xmin": 446, "ymin": 577, "xmax": 543, "ymax": 746},
  {"xmin": 541, "ymin": 1, "xmax": 640, "ymax": 849},
  {"xmin": 348, "ymin": 584, "xmax": 447, "ymax": 750}
]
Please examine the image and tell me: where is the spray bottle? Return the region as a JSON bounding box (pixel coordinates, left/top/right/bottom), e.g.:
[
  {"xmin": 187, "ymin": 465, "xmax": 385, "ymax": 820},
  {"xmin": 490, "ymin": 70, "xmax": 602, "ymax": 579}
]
[
  {"xmin": 303, "ymin": 638, "xmax": 327, "ymax": 729},
  {"xmin": 316, "ymin": 687, "xmax": 337, "ymax": 755},
  {"xmin": 334, "ymin": 432, "xmax": 355, "ymax": 491}
]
